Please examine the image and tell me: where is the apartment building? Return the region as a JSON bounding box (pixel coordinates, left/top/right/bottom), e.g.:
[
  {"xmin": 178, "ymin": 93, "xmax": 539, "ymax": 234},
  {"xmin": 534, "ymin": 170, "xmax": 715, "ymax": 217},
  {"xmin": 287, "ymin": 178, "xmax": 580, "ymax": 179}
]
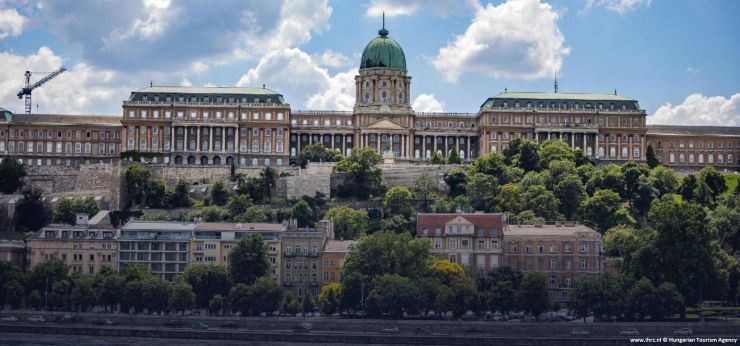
[
  {"xmin": 26, "ymin": 212, "xmax": 118, "ymax": 274},
  {"xmin": 416, "ymin": 213, "xmax": 506, "ymax": 271},
  {"xmin": 191, "ymin": 222, "xmax": 285, "ymax": 282},
  {"xmin": 118, "ymin": 221, "xmax": 194, "ymax": 281},
  {"xmin": 320, "ymin": 240, "xmax": 355, "ymax": 285},
  {"xmin": 281, "ymin": 220, "xmax": 333, "ymax": 299},
  {"xmin": 503, "ymin": 223, "xmax": 603, "ymax": 305}
]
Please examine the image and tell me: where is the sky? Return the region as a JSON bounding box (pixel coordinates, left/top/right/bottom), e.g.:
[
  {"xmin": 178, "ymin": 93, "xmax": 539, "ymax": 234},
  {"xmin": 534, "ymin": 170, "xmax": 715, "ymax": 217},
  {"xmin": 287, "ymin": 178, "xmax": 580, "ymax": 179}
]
[{"xmin": 0, "ymin": 0, "xmax": 738, "ymax": 126}]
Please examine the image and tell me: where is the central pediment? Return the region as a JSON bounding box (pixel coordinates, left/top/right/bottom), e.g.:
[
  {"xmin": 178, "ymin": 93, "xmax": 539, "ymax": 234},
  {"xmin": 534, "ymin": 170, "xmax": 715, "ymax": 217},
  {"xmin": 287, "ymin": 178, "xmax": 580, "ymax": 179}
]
[{"xmin": 366, "ymin": 117, "xmax": 406, "ymax": 130}]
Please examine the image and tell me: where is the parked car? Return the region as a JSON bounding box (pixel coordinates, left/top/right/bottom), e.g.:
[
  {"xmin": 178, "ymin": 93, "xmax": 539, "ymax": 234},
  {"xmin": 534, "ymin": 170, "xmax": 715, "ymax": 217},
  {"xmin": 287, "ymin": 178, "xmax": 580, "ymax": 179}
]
[
  {"xmin": 380, "ymin": 326, "xmax": 400, "ymax": 333},
  {"xmin": 293, "ymin": 322, "xmax": 312, "ymax": 332},
  {"xmin": 27, "ymin": 316, "xmax": 45, "ymax": 323},
  {"xmin": 620, "ymin": 328, "xmax": 640, "ymax": 336},
  {"xmin": 191, "ymin": 322, "xmax": 209, "ymax": 330},
  {"xmin": 413, "ymin": 326, "xmax": 432, "ymax": 335},
  {"xmin": 219, "ymin": 321, "xmax": 239, "ymax": 328},
  {"xmin": 91, "ymin": 319, "xmax": 115, "ymax": 326},
  {"xmin": 0, "ymin": 316, "xmax": 18, "ymax": 322},
  {"xmin": 163, "ymin": 320, "xmax": 184, "ymax": 327},
  {"xmin": 674, "ymin": 327, "xmax": 693, "ymax": 335},
  {"xmin": 56, "ymin": 313, "xmax": 77, "ymax": 322},
  {"xmin": 571, "ymin": 328, "xmax": 590, "ymax": 336}
]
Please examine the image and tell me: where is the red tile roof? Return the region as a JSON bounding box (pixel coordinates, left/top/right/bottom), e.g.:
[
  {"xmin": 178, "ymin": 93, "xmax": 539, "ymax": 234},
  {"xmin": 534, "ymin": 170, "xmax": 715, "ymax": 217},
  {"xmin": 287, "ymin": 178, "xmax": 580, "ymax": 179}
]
[{"xmin": 416, "ymin": 213, "xmax": 505, "ymax": 237}]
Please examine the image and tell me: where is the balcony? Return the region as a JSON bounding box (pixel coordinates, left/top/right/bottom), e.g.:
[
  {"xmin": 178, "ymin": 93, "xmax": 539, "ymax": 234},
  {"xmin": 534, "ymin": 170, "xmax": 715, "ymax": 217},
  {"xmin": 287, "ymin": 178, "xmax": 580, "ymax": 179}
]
[
  {"xmin": 535, "ymin": 123, "xmax": 599, "ymax": 130},
  {"xmin": 123, "ymin": 100, "xmax": 290, "ymax": 108},
  {"xmin": 485, "ymin": 106, "xmax": 645, "ymax": 114}
]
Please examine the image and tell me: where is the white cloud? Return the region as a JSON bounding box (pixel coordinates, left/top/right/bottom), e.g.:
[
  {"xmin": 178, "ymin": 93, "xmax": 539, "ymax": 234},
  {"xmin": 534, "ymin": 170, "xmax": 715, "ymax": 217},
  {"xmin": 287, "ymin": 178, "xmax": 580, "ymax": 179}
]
[
  {"xmin": 686, "ymin": 66, "xmax": 702, "ymax": 75},
  {"xmin": 236, "ymin": 48, "xmax": 356, "ymax": 110},
  {"xmin": 0, "ymin": 7, "xmax": 26, "ymax": 39},
  {"xmin": 306, "ymin": 69, "xmax": 357, "ymax": 111},
  {"xmin": 0, "ymin": 47, "xmax": 131, "ymax": 115},
  {"xmin": 179, "ymin": 77, "xmax": 192, "ymax": 87},
  {"xmin": 366, "ymin": 0, "xmax": 481, "ymax": 17},
  {"xmin": 433, "ymin": 0, "xmax": 569, "ymax": 83},
  {"xmin": 648, "ymin": 93, "xmax": 740, "ymax": 126},
  {"xmin": 583, "ymin": 0, "xmax": 651, "ymax": 14},
  {"xmin": 412, "ymin": 93, "xmax": 445, "ymax": 112},
  {"xmin": 104, "ymin": 0, "xmax": 177, "ymax": 44},
  {"xmin": 312, "ymin": 50, "xmax": 351, "ymax": 68},
  {"xmin": 247, "ymin": 0, "xmax": 332, "ymax": 55}
]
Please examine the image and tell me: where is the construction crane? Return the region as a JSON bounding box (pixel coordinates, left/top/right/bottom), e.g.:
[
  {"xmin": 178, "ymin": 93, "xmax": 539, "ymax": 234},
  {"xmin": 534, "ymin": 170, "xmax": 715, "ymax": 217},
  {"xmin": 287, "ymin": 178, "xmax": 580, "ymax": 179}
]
[{"xmin": 17, "ymin": 67, "xmax": 67, "ymax": 114}]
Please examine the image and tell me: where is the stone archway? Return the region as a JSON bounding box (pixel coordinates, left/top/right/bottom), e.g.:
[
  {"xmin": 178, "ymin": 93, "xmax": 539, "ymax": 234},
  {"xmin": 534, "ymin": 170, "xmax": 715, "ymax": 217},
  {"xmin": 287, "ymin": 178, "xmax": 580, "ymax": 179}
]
[
  {"xmin": 175, "ymin": 155, "xmax": 183, "ymax": 164},
  {"xmin": 200, "ymin": 156, "xmax": 209, "ymax": 165},
  {"xmin": 187, "ymin": 156, "xmax": 195, "ymax": 165},
  {"xmin": 213, "ymin": 156, "xmax": 221, "ymax": 165}
]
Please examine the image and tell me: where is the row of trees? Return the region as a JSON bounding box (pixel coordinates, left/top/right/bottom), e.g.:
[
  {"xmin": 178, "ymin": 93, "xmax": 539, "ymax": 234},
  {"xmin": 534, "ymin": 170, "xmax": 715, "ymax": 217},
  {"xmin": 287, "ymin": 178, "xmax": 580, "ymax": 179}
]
[{"xmin": 13, "ymin": 189, "xmax": 102, "ymax": 232}]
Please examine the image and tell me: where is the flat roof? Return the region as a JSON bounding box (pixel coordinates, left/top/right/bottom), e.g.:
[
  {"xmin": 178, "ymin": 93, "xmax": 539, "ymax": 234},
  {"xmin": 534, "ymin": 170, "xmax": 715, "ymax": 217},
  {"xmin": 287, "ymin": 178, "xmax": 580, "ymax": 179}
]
[
  {"xmin": 195, "ymin": 223, "xmax": 285, "ymax": 232},
  {"xmin": 504, "ymin": 224, "xmax": 598, "ymax": 237},
  {"xmin": 132, "ymin": 86, "xmax": 282, "ymax": 96},
  {"xmin": 7, "ymin": 113, "xmax": 121, "ymax": 126},
  {"xmin": 647, "ymin": 125, "xmax": 740, "ymax": 137},
  {"xmin": 122, "ymin": 221, "xmax": 197, "ymax": 231},
  {"xmin": 492, "ymin": 91, "xmax": 635, "ymax": 101}
]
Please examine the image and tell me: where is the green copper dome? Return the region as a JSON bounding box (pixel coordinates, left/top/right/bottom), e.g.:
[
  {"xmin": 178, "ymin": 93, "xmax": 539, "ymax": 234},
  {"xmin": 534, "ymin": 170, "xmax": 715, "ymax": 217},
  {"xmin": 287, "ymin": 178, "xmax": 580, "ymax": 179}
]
[{"xmin": 360, "ymin": 26, "xmax": 406, "ymax": 70}]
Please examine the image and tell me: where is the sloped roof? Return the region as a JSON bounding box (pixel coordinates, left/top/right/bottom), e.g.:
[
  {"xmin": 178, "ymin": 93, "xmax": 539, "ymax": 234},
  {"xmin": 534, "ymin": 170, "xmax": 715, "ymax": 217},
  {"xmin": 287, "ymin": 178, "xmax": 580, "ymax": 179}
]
[
  {"xmin": 647, "ymin": 125, "xmax": 740, "ymax": 137},
  {"xmin": 195, "ymin": 222, "xmax": 285, "ymax": 232},
  {"xmin": 132, "ymin": 86, "xmax": 282, "ymax": 95},
  {"xmin": 324, "ymin": 240, "xmax": 356, "ymax": 253},
  {"xmin": 492, "ymin": 92, "xmax": 635, "ymax": 101},
  {"xmin": 416, "ymin": 213, "xmax": 505, "ymax": 237},
  {"xmin": 504, "ymin": 224, "xmax": 598, "ymax": 237},
  {"xmin": 8, "ymin": 113, "xmax": 120, "ymax": 126}
]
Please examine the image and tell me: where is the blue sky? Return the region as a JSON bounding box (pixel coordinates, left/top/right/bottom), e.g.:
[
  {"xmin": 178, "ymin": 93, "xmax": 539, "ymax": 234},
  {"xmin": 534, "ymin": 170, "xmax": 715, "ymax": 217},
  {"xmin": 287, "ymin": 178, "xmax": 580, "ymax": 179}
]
[{"xmin": 0, "ymin": 0, "xmax": 738, "ymax": 125}]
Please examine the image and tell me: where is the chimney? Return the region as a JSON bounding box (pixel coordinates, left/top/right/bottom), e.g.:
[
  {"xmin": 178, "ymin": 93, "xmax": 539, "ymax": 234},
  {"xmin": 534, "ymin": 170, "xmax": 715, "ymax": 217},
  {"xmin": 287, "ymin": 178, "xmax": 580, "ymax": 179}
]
[{"xmin": 75, "ymin": 213, "xmax": 89, "ymax": 226}]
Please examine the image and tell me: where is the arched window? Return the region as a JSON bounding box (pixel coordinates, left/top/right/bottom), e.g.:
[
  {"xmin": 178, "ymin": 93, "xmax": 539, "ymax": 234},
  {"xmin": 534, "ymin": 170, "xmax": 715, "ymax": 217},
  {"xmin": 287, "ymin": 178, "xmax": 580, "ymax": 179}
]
[
  {"xmin": 213, "ymin": 156, "xmax": 221, "ymax": 165},
  {"xmin": 175, "ymin": 156, "xmax": 183, "ymax": 164},
  {"xmin": 200, "ymin": 156, "xmax": 209, "ymax": 165},
  {"xmin": 187, "ymin": 156, "xmax": 195, "ymax": 164}
]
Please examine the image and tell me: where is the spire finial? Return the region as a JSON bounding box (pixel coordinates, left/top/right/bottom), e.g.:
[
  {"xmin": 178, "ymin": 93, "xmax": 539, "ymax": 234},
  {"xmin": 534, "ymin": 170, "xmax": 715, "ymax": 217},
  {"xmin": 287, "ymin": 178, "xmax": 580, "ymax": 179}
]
[
  {"xmin": 553, "ymin": 71, "xmax": 559, "ymax": 93},
  {"xmin": 379, "ymin": 12, "xmax": 389, "ymax": 37}
]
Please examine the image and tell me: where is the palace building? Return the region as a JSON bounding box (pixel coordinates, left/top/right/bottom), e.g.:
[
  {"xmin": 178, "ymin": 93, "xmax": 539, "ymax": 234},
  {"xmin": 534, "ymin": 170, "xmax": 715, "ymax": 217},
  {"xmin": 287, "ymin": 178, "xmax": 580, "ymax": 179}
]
[{"xmin": 0, "ymin": 23, "xmax": 738, "ymax": 170}]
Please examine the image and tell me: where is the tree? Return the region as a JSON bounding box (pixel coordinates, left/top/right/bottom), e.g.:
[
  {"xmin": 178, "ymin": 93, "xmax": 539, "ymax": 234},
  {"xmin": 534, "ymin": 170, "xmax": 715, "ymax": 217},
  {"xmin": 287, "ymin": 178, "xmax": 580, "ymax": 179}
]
[
  {"xmin": 228, "ymin": 283, "xmax": 251, "ymax": 315},
  {"xmin": 578, "ymin": 189, "xmax": 624, "ymax": 233},
  {"xmin": 443, "ymin": 167, "xmax": 467, "ymax": 197},
  {"xmin": 141, "ymin": 276, "xmax": 171, "ymax": 313},
  {"xmin": 625, "ymin": 277, "xmax": 656, "ymax": 321},
  {"xmin": 633, "ymin": 175, "xmax": 658, "ymax": 217},
  {"xmin": 96, "ymin": 271, "xmax": 124, "ymax": 312},
  {"xmin": 646, "ymin": 144, "xmax": 660, "ymax": 168},
  {"xmin": 0, "ymin": 159, "xmax": 26, "ymax": 194},
  {"xmin": 281, "ymin": 291, "xmax": 302, "ymax": 316},
  {"xmin": 570, "ymin": 275, "xmax": 622, "ymax": 321},
  {"xmin": 524, "ymin": 185, "xmax": 561, "ymax": 221},
  {"xmin": 517, "ymin": 271, "xmax": 549, "ymax": 317},
  {"xmin": 650, "ymin": 166, "xmax": 678, "ymax": 197},
  {"xmin": 260, "ymin": 167, "xmax": 278, "ymax": 202},
  {"xmin": 227, "ymin": 194, "xmax": 253, "ymax": 216},
  {"xmin": 325, "ymin": 206, "xmax": 368, "ymax": 240},
  {"xmin": 169, "ymin": 281, "xmax": 196, "ymax": 312},
  {"xmin": 145, "ymin": 179, "xmax": 167, "ymax": 208},
  {"xmin": 291, "ymin": 200, "xmax": 316, "ymax": 228},
  {"xmin": 436, "ymin": 277, "xmax": 477, "ymax": 318},
  {"xmin": 483, "ymin": 280, "xmax": 517, "ymax": 314},
  {"xmin": 53, "ymin": 196, "xmax": 100, "ymax": 224},
  {"xmin": 446, "ymin": 145, "xmax": 462, "ymax": 164},
  {"xmin": 554, "ymin": 174, "xmax": 585, "ymax": 220},
  {"xmin": 653, "ymin": 282, "xmax": 684, "ymax": 321},
  {"xmin": 539, "ymin": 140, "xmax": 575, "ymax": 168},
  {"xmin": 197, "ymin": 206, "xmax": 228, "ymax": 222},
  {"xmin": 411, "ymin": 173, "xmax": 436, "ymax": 213},
  {"xmin": 170, "ymin": 179, "xmax": 192, "ymax": 207},
  {"xmin": 69, "ymin": 273, "xmax": 95, "ymax": 311},
  {"xmin": 124, "ymin": 165, "xmax": 152, "ymax": 205},
  {"xmin": 495, "ymin": 183, "xmax": 524, "ymax": 215},
  {"xmin": 699, "ymin": 166, "xmax": 727, "ymax": 198},
  {"xmin": 679, "ymin": 174, "xmax": 698, "ymax": 202},
  {"xmin": 469, "ymin": 152, "xmax": 507, "ymax": 182},
  {"xmin": 14, "ymin": 187, "xmax": 51, "ymax": 232},
  {"xmin": 429, "ymin": 150, "xmax": 445, "ymax": 164},
  {"xmin": 319, "ymin": 283, "xmax": 341, "ymax": 316},
  {"xmin": 334, "ymin": 147, "xmax": 384, "ymax": 199},
  {"xmin": 302, "ymin": 292, "xmax": 316, "ymax": 314},
  {"xmin": 342, "ymin": 231, "xmax": 430, "ymax": 280},
  {"xmin": 366, "ymin": 274, "xmax": 420, "ymax": 319},
  {"xmin": 381, "ymin": 214, "xmax": 412, "ymax": 234},
  {"xmin": 181, "ymin": 264, "xmax": 229, "ymax": 309},
  {"xmin": 0, "ymin": 261, "xmax": 24, "ymax": 309},
  {"xmin": 603, "ymin": 226, "xmax": 638, "ymax": 257},
  {"xmin": 248, "ymin": 276, "xmax": 283, "ymax": 316},
  {"xmin": 432, "ymin": 196, "xmax": 455, "ymax": 213},
  {"xmin": 208, "ymin": 294, "xmax": 224, "ymax": 315},
  {"xmin": 383, "ymin": 187, "xmax": 413, "ymax": 219},
  {"xmin": 298, "ymin": 142, "xmax": 342, "ymax": 167},
  {"xmin": 466, "ymin": 173, "xmax": 499, "ymax": 212},
  {"xmin": 234, "ymin": 205, "xmax": 269, "ymax": 223},
  {"xmin": 228, "ymin": 233, "xmax": 269, "ymax": 285},
  {"xmin": 211, "ymin": 180, "xmax": 229, "ymax": 206},
  {"xmin": 504, "ymin": 137, "xmax": 540, "ymax": 172}
]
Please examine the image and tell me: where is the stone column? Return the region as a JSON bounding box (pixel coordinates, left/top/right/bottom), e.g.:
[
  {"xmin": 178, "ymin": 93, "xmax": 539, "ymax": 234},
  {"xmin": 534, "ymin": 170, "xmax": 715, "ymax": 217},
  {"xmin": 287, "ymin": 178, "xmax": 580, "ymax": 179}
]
[
  {"xmin": 184, "ymin": 127, "xmax": 189, "ymax": 151},
  {"xmin": 296, "ymin": 133, "xmax": 301, "ymax": 154},
  {"xmin": 222, "ymin": 127, "xmax": 226, "ymax": 153},
  {"xmin": 628, "ymin": 134, "xmax": 633, "ymax": 160},
  {"xmin": 582, "ymin": 134, "xmax": 587, "ymax": 154},
  {"xmin": 570, "ymin": 132, "xmax": 575, "ymax": 148},
  {"xmin": 331, "ymin": 133, "xmax": 335, "ymax": 149},
  {"xmin": 376, "ymin": 133, "xmax": 380, "ymax": 152},
  {"xmin": 422, "ymin": 136, "xmax": 426, "ymax": 159},
  {"xmin": 595, "ymin": 133, "xmax": 600, "ymax": 158},
  {"xmin": 170, "ymin": 127, "xmax": 175, "ymax": 152},
  {"xmin": 400, "ymin": 135, "xmax": 405, "ymax": 158},
  {"xmin": 196, "ymin": 127, "xmax": 201, "ymax": 152},
  {"xmin": 617, "ymin": 133, "xmax": 622, "ymax": 159},
  {"xmin": 641, "ymin": 135, "xmax": 646, "ymax": 160},
  {"xmin": 209, "ymin": 127, "xmax": 213, "ymax": 152},
  {"xmin": 235, "ymin": 127, "xmax": 240, "ymax": 153}
]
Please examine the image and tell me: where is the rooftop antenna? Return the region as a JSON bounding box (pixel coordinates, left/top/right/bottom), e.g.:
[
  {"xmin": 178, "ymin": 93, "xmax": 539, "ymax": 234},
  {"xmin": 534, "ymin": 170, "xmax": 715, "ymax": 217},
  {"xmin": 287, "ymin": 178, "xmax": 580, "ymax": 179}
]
[
  {"xmin": 262, "ymin": 84, "xmax": 266, "ymax": 89},
  {"xmin": 614, "ymin": 89, "xmax": 617, "ymax": 95},
  {"xmin": 150, "ymin": 81, "xmax": 153, "ymax": 87},
  {"xmin": 553, "ymin": 71, "xmax": 559, "ymax": 93},
  {"xmin": 504, "ymin": 88, "xmax": 508, "ymax": 93}
]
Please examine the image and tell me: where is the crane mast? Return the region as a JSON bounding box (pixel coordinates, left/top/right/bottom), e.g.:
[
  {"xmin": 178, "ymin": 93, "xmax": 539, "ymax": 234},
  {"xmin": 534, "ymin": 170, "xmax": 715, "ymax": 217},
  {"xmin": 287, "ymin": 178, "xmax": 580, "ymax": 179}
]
[{"xmin": 17, "ymin": 67, "xmax": 67, "ymax": 114}]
